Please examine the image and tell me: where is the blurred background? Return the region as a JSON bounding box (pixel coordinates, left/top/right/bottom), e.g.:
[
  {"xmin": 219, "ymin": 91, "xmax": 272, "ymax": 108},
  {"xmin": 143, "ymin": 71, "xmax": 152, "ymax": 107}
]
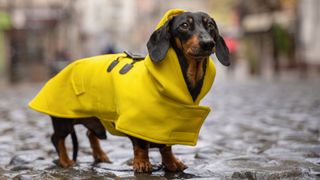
[
  {"xmin": 0, "ymin": 1, "xmax": 320, "ymax": 179},
  {"xmin": 0, "ymin": 0, "xmax": 319, "ymax": 84}
]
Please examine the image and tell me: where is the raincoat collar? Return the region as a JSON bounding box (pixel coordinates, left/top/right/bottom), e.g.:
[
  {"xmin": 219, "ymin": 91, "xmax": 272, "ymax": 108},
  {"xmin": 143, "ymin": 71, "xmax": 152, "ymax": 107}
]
[{"xmin": 144, "ymin": 50, "xmax": 215, "ymax": 105}]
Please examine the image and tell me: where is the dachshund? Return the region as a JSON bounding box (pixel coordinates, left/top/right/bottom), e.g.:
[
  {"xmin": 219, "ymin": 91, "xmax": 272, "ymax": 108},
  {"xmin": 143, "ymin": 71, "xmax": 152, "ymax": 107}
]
[{"xmin": 49, "ymin": 11, "xmax": 229, "ymax": 173}]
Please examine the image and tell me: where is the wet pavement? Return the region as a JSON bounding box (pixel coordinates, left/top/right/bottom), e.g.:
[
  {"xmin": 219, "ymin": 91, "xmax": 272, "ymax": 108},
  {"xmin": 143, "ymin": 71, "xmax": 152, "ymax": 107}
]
[{"xmin": 0, "ymin": 76, "xmax": 319, "ymax": 179}]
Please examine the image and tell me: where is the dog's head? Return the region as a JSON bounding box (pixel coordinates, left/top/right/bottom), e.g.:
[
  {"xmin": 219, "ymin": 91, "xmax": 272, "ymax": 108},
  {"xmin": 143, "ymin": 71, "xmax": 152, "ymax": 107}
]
[{"xmin": 147, "ymin": 11, "xmax": 230, "ymax": 66}]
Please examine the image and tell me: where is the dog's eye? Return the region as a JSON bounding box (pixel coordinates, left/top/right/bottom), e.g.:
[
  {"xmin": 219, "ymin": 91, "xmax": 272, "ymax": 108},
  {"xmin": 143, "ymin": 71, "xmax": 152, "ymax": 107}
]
[
  {"xmin": 179, "ymin": 23, "xmax": 189, "ymax": 30},
  {"xmin": 207, "ymin": 22, "xmax": 215, "ymax": 30}
]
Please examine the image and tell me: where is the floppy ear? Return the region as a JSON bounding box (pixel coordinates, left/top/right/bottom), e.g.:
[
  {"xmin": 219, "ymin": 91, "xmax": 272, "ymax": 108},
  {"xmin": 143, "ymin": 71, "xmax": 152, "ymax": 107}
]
[
  {"xmin": 147, "ymin": 20, "xmax": 171, "ymax": 63},
  {"xmin": 216, "ymin": 35, "xmax": 230, "ymax": 66}
]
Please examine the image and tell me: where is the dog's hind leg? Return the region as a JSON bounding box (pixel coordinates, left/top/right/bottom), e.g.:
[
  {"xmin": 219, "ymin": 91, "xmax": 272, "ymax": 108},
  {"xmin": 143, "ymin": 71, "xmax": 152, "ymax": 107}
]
[
  {"xmin": 51, "ymin": 133, "xmax": 75, "ymax": 168},
  {"xmin": 159, "ymin": 146, "xmax": 187, "ymax": 172},
  {"xmin": 81, "ymin": 117, "xmax": 110, "ymax": 163},
  {"xmin": 87, "ymin": 130, "xmax": 111, "ymax": 163},
  {"xmin": 51, "ymin": 117, "xmax": 75, "ymax": 168},
  {"xmin": 55, "ymin": 135, "xmax": 75, "ymax": 168}
]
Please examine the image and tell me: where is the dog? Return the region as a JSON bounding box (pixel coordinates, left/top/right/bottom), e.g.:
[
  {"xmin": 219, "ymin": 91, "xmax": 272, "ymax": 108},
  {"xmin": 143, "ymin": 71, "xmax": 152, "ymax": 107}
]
[{"xmin": 29, "ymin": 9, "xmax": 230, "ymax": 173}]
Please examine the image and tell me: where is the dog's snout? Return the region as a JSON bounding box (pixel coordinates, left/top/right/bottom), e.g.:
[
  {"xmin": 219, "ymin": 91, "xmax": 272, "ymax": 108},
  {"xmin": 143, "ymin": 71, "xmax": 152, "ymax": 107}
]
[
  {"xmin": 199, "ymin": 38, "xmax": 215, "ymax": 51},
  {"xmin": 199, "ymin": 33, "xmax": 215, "ymax": 51}
]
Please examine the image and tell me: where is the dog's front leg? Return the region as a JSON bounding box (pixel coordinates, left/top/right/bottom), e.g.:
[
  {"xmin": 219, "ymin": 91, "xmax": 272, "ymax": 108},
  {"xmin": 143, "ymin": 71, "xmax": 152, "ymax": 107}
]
[
  {"xmin": 130, "ymin": 138, "xmax": 152, "ymax": 173},
  {"xmin": 160, "ymin": 146, "xmax": 187, "ymax": 172}
]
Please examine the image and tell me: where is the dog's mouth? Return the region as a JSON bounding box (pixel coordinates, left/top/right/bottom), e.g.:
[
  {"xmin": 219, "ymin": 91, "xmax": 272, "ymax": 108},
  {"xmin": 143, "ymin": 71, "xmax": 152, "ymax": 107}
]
[
  {"xmin": 184, "ymin": 46, "xmax": 213, "ymax": 61},
  {"xmin": 187, "ymin": 51, "xmax": 212, "ymax": 60}
]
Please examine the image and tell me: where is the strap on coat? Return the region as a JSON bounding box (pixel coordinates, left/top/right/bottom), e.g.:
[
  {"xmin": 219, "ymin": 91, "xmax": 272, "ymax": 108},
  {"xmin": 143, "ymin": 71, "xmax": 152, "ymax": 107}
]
[{"xmin": 107, "ymin": 51, "xmax": 146, "ymax": 74}]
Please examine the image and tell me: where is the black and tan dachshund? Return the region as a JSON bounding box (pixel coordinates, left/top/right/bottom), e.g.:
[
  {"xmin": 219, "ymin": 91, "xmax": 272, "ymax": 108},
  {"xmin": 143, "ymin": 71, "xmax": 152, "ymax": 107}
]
[{"xmin": 50, "ymin": 11, "xmax": 229, "ymax": 173}]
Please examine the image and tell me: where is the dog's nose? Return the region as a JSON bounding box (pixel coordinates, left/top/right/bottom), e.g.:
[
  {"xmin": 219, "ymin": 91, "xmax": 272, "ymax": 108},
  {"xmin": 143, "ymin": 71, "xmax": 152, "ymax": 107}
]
[{"xmin": 199, "ymin": 39, "xmax": 215, "ymax": 51}]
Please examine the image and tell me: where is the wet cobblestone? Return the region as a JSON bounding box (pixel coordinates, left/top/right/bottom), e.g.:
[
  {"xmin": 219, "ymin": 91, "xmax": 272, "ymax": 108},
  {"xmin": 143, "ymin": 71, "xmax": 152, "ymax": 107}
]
[{"xmin": 0, "ymin": 77, "xmax": 319, "ymax": 179}]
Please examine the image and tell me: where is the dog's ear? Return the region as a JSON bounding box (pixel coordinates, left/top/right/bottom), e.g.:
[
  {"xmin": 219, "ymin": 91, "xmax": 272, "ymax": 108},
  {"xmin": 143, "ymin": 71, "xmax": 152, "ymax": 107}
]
[
  {"xmin": 215, "ymin": 35, "xmax": 230, "ymax": 66},
  {"xmin": 147, "ymin": 20, "xmax": 171, "ymax": 63}
]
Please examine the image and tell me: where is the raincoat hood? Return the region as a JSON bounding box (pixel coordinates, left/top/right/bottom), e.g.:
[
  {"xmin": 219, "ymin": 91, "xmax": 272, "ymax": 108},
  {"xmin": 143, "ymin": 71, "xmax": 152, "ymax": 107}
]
[
  {"xmin": 145, "ymin": 9, "xmax": 214, "ymax": 104},
  {"xmin": 29, "ymin": 9, "xmax": 216, "ymax": 146}
]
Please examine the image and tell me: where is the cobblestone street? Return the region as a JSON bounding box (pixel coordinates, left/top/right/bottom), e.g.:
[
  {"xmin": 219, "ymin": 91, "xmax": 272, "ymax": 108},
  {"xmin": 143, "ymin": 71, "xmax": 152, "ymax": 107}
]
[{"xmin": 0, "ymin": 76, "xmax": 319, "ymax": 179}]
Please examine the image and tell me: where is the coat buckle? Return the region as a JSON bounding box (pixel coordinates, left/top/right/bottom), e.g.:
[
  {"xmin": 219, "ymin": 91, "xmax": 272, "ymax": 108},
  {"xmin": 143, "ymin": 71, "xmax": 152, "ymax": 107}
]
[
  {"xmin": 119, "ymin": 63, "xmax": 134, "ymax": 74},
  {"xmin": 123, "ymin": 51, "xmax": 145, "ymax": 61},
  {"xmin": 107, "ymin": 57, "xmax": 121, "ymax": 72}
]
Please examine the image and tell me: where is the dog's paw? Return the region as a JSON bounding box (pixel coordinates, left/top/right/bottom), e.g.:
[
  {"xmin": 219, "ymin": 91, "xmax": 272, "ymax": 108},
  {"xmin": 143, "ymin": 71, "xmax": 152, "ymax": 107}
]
[
  {"xmin": 133, "ymin": 158, "xmax": 152, "ymax": 173},
  {"xmin": 94, "ymin": 152, "xmax": 112, "ymax": 163},
  {"xmin": 162, "ymin": 158, "xmax": 187, "ymax": 172},
  {"xmin": 59, "ymin": 159, "xmax": 75, "ymax": 168}
]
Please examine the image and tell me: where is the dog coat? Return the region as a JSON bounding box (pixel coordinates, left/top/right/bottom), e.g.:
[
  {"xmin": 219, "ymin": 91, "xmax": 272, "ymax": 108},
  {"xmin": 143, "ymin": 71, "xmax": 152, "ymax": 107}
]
[{"xmin": 29, "ymin": 9, "xmax": 216, "ymax": 146}]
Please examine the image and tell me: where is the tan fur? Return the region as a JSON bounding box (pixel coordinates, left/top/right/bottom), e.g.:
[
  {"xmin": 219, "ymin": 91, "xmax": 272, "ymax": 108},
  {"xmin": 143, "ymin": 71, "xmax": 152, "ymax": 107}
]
[
  {"xmin": 58, "ymin": 139, "xmax": 74, "ymax": 168},
  {"xmin": 160, "ymin": 146, "xmax": 187, "ymax": 171},
  {"xmin": 133, "ymin": 146, "xmax": 152, "ymax": 172},
  {"xmin": 87, "ymin": 130, "xmax": 111, "ymax": 163},
  {"xmin": 185, "ymin": 57, "xmax": 205, "ymax": 87},
  {"xmin": 175, "ymin": 37, "xmax": 182, "ymax": 49},
  {"xmin": 181, "ymin": 35, "xmax": 206, "ymax": 88}
]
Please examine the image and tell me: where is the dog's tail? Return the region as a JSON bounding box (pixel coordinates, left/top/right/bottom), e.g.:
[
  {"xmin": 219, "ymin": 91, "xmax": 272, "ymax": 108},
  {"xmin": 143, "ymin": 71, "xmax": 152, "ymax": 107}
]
[{"xmin": 71, "ymin": 131, "xmax": 78, "ymax": 161}]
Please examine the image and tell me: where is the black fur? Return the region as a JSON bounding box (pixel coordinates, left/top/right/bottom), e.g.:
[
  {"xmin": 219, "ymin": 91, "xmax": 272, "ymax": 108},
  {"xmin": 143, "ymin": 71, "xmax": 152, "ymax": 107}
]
[
  {"xmin": 50, "ymin": 116, "xmax": 107, "ymax": 161},
  {"xmin": 147, "ymin": 12, "xmax": 230, "ymax": 66},
  {"xmin": 216, "ymin": 35, "xmax": 230, "ymax": 66},
  {"xmin": 147, "ymin": 20, "xmax": 172, "ymax": 63}
]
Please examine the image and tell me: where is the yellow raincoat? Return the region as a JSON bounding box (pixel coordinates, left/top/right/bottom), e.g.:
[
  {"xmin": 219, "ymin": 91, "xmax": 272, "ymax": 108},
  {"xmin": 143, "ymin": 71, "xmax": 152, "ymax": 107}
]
[{"xmin": 29, "ymin": 9, "xmax": 216, "ymax": 146}]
